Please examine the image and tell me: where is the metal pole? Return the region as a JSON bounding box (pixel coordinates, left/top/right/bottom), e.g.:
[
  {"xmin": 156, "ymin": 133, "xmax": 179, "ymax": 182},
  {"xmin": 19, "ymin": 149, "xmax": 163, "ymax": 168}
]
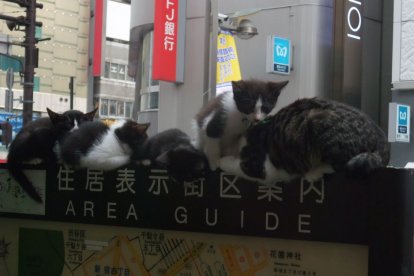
[
  {"xmin": 22, "ymin": 0, "xmax": 36, "ymax": 125},
  {"xmin": 69, "ymin": 76, "xmax": 74, "ymax": 110}
]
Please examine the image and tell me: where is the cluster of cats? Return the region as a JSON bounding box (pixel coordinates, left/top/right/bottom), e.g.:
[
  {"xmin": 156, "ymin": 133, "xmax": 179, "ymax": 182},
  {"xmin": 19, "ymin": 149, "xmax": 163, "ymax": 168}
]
[{"xmin": 7, "ymin": 79, "xmax": 390, "ymax": 203}]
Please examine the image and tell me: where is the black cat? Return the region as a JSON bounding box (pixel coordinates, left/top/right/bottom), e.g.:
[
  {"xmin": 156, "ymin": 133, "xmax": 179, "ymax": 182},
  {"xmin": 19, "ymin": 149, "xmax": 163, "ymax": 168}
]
[
  {"xmin": 132, "ymin": 128, "xmax": 209, "ymax": 183},
  {"xmin": 7, "ymin": 107, "xmax": 97, "ymax": 203},
  {"xmin": 219, "ymin": 98, "xmax": 390, "ymax": 183}
]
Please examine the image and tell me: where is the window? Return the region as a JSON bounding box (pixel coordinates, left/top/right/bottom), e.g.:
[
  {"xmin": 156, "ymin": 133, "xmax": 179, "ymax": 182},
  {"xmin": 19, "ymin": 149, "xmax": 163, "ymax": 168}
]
[
  {"xmin": 99, "ymin": 98, "xmax": 133, "ymax": 118},
  {"xmin": 109, "ymin": 100, "xmax": 117, "ymax": 116},
  {"xmin": 110, "ymin": 63, "xmax": 118, "ymax": 79},
  {"xmin": 116, "ymin": 101, "xmax": 124, "ymax": 116},
  {"xmin": 104, "ymin": 62, "xmax": 110, "ymax": 78},
  {"xmin": 104, "ymin": 61, "xmax": 132, "ymax": 82},
  {"xmin": 140, "ymin": 31, "xmax": 159, "ymax": 111},
  {"xmin": 100, "ymin": 99, "xmax": 109, "ymax": 116},
  {"xmin": 125, "ymin": 102, "xmax": 133, "ymax": 118},
  {"xmin": 118, "ymin": 64, "xmax": 126, "ymax": 80}
]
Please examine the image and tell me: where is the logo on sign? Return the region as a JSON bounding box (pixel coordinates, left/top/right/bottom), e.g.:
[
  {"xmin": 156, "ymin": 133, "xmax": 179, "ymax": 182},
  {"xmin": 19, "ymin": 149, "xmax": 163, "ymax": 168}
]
[
  {"xmin": 270, "ymin": 36, "xmax": 291, "ymax": 75},
  {"xmin": 276, "ymin": 45, "xmax": 288, "ymax": 58},
  {"xmin": 398, "ymin": 106, "xmax": 408, "ymax": 126}
]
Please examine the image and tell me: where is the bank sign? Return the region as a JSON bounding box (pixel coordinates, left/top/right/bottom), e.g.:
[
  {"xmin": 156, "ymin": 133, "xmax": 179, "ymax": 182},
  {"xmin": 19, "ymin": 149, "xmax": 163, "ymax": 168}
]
[
  {"xmin": 266, "ymin": 36, "xmax": 291, "ymax": 75},
  {"xmin": 152, "ymin": 0, "xmax": 186, "ymax": 83}
]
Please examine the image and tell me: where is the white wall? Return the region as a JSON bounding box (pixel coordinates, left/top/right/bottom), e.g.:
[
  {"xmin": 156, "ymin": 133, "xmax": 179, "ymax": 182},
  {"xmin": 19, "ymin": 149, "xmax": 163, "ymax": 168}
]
[{"xmin": 393, "ymin": 0, "xmax": 414, "ymax": 89}]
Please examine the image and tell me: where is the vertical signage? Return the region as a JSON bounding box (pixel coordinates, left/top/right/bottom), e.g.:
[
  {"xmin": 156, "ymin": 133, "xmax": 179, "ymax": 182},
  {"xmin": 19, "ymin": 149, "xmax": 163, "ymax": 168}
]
[
  {"xmin": 333, "ymin": 0, "xmax": 363, "ymax": 108},
  {"xmin": 266, "ymin": 36, "xmax": 291, "ymax": 75},
  {"xmin": 152, "ymin": 0, "xmax": 186, "ymax": 83},
  {"xmin": 346, "ymin": 0, "xmax": 362, "ymax": 40},
  {"xmin": 216, "ymin": 31, "xmax": 241, "ymax": 95},
  {"xmin": 388, "ymin": 103, "xmax": 410, "ymax": 143},
  {"xmin": 93, "ymin": 0, "xmax": 104, "ymax": 76}
]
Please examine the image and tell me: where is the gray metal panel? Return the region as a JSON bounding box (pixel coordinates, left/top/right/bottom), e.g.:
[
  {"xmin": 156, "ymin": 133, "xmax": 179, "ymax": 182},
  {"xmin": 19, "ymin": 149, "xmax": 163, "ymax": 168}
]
[
  {"xmin": 361, "ymin": 18, "xmax": 381, "ymax": 122},
  {"xmin": 363, "ymin": 0, "xmax": 382, "ymax": 21},
  {"xmin": 225, "ymin": 3, "xmax": 334, "ymax": 110}
]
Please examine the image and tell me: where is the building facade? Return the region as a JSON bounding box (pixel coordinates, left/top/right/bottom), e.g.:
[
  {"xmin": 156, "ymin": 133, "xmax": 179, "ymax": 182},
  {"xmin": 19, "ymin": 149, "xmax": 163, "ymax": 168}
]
[{"xmin": 0, "ymin": 0, "xmax": 91, "ymax": 115}]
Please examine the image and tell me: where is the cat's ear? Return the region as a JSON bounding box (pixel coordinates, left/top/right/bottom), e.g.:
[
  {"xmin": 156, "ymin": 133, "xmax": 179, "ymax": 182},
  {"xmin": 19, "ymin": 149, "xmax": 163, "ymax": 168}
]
[
  {"xmin": 84, "ymin": 107, "xmax": 98, "ymax": 121},
  {"xmin": 135, "ymin": 123, "xmax": 150, "ymax": 134},
  {"xmin": 268, "ymin": 81, "xmax": 289, "ymax": 94},
  {"xmin": 47, "ymin": 108, "xmax": 61, "ymax": 124},
  {"xmin": 155, "ymin": 151, "xmax": 170, "ymax": 167},
  {"xmin": 231, "ymin": 80, "xmax": 245, "ymax": 93}
]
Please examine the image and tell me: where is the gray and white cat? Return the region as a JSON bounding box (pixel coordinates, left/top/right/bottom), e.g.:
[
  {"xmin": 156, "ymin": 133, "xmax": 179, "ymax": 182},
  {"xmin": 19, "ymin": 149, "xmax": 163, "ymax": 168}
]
[
  {"xmin": 219, "ymin": 98, "xmax": 390, "ymax": 183},
  {"xmin": 194, "ymin": 79, "xmax": 288, "ymax": 170},
  {"xmin": 59, "ymin": 120, "xmax": 149, "ymax": 170},
  {"xmin": 7, "ymin": 107, "xmax": 98, "ymax": 203}
]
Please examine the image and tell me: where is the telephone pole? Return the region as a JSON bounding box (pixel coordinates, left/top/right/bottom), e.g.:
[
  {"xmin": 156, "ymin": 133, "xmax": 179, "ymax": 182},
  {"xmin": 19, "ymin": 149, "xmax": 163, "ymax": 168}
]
[{"xmin": 22, "ymin": 0, "xmax": 36, "ymax": 125}]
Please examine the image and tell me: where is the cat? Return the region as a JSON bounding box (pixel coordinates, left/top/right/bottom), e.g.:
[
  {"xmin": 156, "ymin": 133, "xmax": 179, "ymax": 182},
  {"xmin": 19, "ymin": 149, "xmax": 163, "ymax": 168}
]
[
  {"xmin": 59, "ymin": 119, "xmax": 149, "ymax": 170},
  {"xmin": 7, "ymin": 107, "xmax": 98, "ymax": 203},
  {"xmin": 219, "ymin": 97, "xmax": 390, "ymax": 184},
  {"xmin": 194, "ymin": 79, "xmax": 289, "ymax": 171},
  {"xmin": 132, "ymin": 128, "xmax": 209, "ymax": 183}
]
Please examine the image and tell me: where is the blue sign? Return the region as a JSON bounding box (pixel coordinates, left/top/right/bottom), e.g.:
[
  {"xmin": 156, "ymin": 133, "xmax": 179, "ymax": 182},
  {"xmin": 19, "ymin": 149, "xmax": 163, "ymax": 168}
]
[
  {"xmin": 398, "ymin": 105, "xmax": 408, "ymax": 126},
  {"xmin": 272, "ymin": 36, "xmax": 291, "ymax": 74},
  {"xmin": 396, "ymin": 104, "xmax": 410, "ymax": 142}
]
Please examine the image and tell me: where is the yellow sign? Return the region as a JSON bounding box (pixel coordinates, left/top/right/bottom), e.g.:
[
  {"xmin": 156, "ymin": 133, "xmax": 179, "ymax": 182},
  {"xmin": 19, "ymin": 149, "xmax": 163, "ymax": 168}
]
[{"xmin": 216, "ymin": 31, "xmax": 242, "ymax": 94}]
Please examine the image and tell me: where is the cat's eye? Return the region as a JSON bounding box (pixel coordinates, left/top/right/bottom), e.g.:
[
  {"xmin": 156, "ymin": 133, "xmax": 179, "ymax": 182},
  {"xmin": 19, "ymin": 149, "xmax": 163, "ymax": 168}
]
[{"xmin": 262, "ymin": 105, "xmax": 271, "ymax": 113}]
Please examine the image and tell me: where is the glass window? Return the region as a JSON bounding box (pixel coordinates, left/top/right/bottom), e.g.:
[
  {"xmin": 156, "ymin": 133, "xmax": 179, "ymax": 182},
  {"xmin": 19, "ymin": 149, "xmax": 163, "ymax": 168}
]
[
  {"xmin": 118, "ymin": 64, "xmax": 126, "ymax": 80},
  {"xmin": 109, "ymin": 100, "xmax": 117, "ymax": 116},
  {"xmin": 110, "ymin": 63, "xmax": 118, "ymax": 79},
  {"xmin": 104, "ymin": 62, "xmax": 110, "ymax": 78},
  {"xmin": 149, "ymin": 92, "xmax": 159, "ymax": 109},
  {"xmin": 140, "ymin": 31, "xmax": 159, "ymax": 111},
  {"xmin": 125, "ymin": 102, "xmax": 133, "ymax": 118},
  {"xmin": 117, "ymin": 101, "xmax": 124, "ymax": 116},
  {"xmin": 100, "ymin": 99, "xmax": 109, "ymax": 116}
]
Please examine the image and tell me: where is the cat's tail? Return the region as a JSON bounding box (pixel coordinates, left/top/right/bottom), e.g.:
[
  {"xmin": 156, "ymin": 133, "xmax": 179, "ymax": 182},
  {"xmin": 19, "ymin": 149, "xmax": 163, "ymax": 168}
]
[
  {"xmin": 345, "ymin": 151, "xmax": 388, "ymax": 176},
  {"xmin": 7, "ymin": 160, "xmax": 43, "ymax": 203}
]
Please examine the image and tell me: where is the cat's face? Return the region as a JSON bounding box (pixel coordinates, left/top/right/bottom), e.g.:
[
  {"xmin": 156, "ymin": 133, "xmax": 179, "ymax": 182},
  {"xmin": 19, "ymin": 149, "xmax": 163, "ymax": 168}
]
[
  {"xmin": 47, "ymin": 107, "xmax": 98, "ymax": 132},
  {"xmin": 115, "ymin": 120, "xmax": 150, "ymax": 146},
  {"xmin": 232, "ymin": 80, "xmax": 288, "ymax": 123},
  {"xmin": 156, "ymin": 144, "xmax": 209, "ymax": 183}
]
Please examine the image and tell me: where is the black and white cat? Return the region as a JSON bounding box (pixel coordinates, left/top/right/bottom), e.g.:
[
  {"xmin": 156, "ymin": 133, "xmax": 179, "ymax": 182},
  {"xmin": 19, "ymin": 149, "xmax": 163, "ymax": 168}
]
[
  {"xmin": 219, "ymin": 98, "xmax": 390, "ymax": 184},
  {"xmin": 59, "ymin": 119, "xmax": 149, "ymax": 170},
  {"xmin": 132, "ymin": 128, "xmax": 209, "ymax": 183},
  {"xmin": 7, "ymin": 107, "xmax": 98, "ymax": 203},
  {"xmin": 194, "ymin": 79, "xmax": 288, "ymax": 170}
]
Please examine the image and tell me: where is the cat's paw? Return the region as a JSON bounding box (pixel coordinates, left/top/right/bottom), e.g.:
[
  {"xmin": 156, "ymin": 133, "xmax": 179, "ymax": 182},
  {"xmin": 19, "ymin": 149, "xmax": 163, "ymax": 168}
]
[
  {"xmin": 208, "ymin": 158, "xmax": 219, "ymax": 171},
  {"xmin": 304, "ymin": 165, "xmax": 334, "ymax": 182},
  {"xmin": 141, "ymin": 159, "xmax": 151, "ymax": 166},
  {"xmin": 219, "ymin": 156, "xmax": 239, "ymax": 173}
]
